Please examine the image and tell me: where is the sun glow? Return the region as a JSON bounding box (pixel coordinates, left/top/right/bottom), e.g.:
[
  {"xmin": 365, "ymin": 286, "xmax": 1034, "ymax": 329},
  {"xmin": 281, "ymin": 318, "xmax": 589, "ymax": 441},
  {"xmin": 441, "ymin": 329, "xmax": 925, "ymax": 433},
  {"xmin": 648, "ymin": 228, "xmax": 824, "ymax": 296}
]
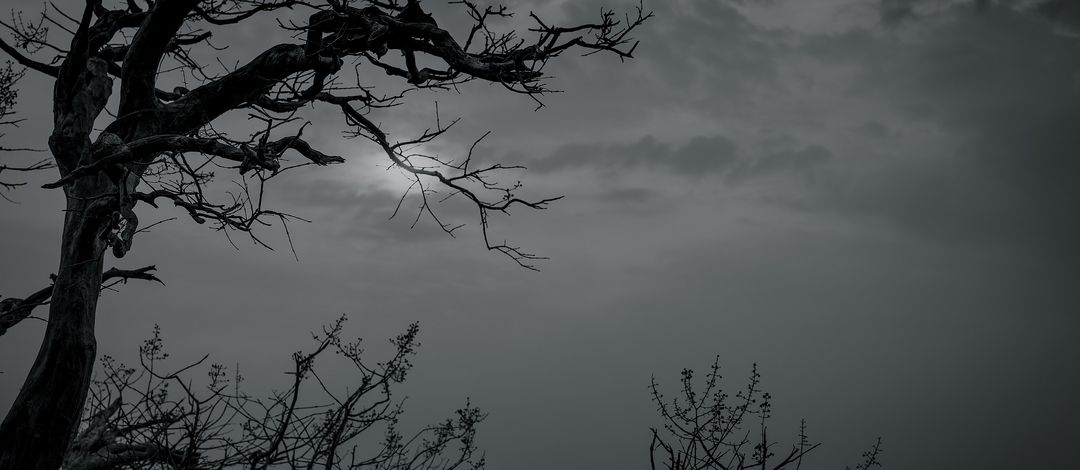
[{"xmin": 329, "ymin": 141, "xmax": 451, "ymax": 197}]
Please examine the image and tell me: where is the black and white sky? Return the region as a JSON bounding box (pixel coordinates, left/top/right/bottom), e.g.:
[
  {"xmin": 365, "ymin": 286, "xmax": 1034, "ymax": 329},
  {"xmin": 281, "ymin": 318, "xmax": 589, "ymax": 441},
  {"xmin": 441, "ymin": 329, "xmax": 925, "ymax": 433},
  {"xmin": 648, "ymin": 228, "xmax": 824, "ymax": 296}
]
[{"xmin": 2, "ymin": 0, "xmax": 1079, "ymax": 468}]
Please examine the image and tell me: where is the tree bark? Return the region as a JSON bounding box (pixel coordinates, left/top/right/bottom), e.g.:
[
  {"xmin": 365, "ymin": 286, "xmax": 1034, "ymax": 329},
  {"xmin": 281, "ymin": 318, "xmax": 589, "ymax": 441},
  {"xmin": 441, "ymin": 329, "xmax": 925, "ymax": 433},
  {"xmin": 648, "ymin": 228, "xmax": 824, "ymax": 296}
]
[
  {"xmin": 0, "ymin": 18, "xmax": 117, "ymax": 463},
  {"xmin": 0, "ymin": 178, "xmax": 112, "ymax": 469}
]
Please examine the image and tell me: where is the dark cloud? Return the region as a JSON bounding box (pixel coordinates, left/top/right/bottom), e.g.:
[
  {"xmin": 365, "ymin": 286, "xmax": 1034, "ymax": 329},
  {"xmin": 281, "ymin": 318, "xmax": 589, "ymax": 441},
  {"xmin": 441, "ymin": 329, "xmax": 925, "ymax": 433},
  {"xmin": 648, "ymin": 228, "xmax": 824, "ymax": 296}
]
[
  {"xmin": 729, "ymin": 144, "xmax": 832, "ymax": 183},
  {"xmin": 594, "ymin": 187, "xmax": 658, "ymax": 205},
  {"xmin": 880, "ymin": 0, "xmax": 995, "ymax": 25},
  {"xmin": 589, "ymin": 187, "xmax": 666, "ymax": 215},
  {"xmin": 526, "ymin": 134, "xmax": 739, "ymax": 176},
  {"xmin": 522, "ymin": 131, "xmax": 832, "ymax": 197},
  {"xmin": 879, "ymin": 0, "xmax": 923, "ymax": 24},
  {"xmin": 552, "ymin": 0, "xmax": 783, "ymax": 114},
  {"xmin": 673, "ymin": 136, "xmax": 741, "ymax": 174},
  {"xmin": 882, "ymin": 0, "xmax": 1080, "ymax": 28},
  {"xmin": 799, "ymin": 3, "xmax": 1080, "ymax": 269},
  {"xmin": 1035, "ymin": 0, "xmax": 1080, "ymax": 26}
]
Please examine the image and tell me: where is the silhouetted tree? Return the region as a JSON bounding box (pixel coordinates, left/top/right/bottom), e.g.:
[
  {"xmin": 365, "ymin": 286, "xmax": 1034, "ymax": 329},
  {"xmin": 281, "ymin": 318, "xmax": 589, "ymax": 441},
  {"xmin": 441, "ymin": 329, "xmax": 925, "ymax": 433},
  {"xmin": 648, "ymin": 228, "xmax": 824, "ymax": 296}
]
[
  {"xmin": 649, "ymin": 358, "xmax": 884, "ymax": 470},
  {"xmin": 63, "ymin": 317, "xmax": 483, "ymax": 470},
  {"xmin": 0, "ymin": 0, "xmax": 650, "ymax": 467}
]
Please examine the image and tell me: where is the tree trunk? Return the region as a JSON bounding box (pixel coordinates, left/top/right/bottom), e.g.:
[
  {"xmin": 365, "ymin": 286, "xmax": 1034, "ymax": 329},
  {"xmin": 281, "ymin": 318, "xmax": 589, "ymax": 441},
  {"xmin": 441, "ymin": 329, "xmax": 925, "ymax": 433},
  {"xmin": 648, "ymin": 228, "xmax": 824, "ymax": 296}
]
[{"xmin": 0, "ymin": 178, "xmax": 111, "ymax": 469}]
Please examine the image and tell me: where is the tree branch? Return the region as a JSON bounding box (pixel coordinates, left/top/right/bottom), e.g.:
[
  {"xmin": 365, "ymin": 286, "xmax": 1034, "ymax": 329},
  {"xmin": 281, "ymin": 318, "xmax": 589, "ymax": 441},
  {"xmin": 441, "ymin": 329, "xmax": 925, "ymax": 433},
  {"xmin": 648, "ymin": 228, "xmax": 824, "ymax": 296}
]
[
  {"xmin": 43, "ymin": 133, "xmax": 343, "ymax": 189},
  {"xmin": 65, "ymin": 318, "xmax": 485, "ymax": 470},
  {"xmin": 118, "ymin": 0, "xmax": 201, "ymax": 115},
  {"xmin": 0, "ymin": 37, "xmax": 59, "ymax": 77},
  {"xmin": 0, "ymin": 159, "xmax": 53, "ymax": 196},
  {"xmin": 161, "ymin": 43, "xmax": 342, "ymax": 133},
  {"xmin": 0, "ymin": 265, "xmax": 162, "ymax": 336}
]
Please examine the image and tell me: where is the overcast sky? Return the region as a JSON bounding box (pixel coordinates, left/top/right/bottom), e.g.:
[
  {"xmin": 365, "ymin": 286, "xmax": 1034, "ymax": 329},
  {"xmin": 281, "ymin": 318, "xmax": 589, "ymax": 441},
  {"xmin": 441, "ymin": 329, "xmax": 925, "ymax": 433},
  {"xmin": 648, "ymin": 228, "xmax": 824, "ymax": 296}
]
[{"xmin": 2, "ymin": 0, "xmax": 1079, "ymax": 468}]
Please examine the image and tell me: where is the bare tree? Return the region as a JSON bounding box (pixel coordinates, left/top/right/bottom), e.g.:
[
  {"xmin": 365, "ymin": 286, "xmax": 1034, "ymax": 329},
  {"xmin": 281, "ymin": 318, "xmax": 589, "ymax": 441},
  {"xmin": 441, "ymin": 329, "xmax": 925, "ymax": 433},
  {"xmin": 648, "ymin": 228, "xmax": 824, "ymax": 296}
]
[
  {"xmin": 64, "ymin": 317, "xmax": 484, "ymax": 470},
  {"xmin": 0, "ymin": 0, "xmax": 651, "ymax": 467},
  {"xmin": 648, "ymin": 358, "xmax": 883, "ymax": 470}
]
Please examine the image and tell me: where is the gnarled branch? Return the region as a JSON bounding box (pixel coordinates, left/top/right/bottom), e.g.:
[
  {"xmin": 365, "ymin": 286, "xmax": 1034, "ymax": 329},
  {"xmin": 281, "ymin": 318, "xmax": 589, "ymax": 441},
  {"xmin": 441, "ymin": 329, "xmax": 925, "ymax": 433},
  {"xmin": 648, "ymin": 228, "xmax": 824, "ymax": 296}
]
[
  {"xmin": 44, "ymin": 133, "xmax": 343, "ymax": 189},
  {"xmin": 0, "ymin": 266, "xmax": 162, "ymax": 336}
]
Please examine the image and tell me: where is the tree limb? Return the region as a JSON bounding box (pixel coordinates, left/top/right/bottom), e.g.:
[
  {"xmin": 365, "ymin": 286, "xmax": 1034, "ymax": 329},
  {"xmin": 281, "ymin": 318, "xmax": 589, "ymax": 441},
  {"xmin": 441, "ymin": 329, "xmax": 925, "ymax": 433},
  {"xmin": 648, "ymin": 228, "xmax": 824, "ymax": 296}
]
[
  {"xmin": 161, "ymin": 43, "xmax": 343, "ymax": 134},
  {"xmin": 0, "ymin": 265, "xmax": 162, "ymax": 336},
  {"xmin": 0, "ymin": 37, "xmax": 59, "ymax": 77},
  {"xmin": 118, "ymin": 0, "xmax": 201, "ymax": 115},
  {"xmin": 43, "ymin": 133, "xmax": 343, "ymax": 189}
]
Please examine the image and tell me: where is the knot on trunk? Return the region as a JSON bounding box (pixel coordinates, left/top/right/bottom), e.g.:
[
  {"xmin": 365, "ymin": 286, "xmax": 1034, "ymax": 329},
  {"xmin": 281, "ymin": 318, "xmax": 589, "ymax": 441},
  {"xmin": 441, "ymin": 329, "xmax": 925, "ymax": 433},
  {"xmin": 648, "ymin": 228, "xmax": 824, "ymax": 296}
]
[
  {"xmin": 90, "ymin": 132, "xmax": 127, "ymax": 162},
  {"xmin": 108, "ymin": 205, "xmax": 138, "ymax": 258}
]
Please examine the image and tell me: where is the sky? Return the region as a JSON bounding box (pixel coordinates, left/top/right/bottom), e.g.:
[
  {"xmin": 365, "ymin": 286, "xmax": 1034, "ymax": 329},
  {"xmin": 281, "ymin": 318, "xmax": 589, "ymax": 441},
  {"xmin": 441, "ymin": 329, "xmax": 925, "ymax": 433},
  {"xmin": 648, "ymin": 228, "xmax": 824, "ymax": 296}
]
[{"xmin": 2, "ymin": 0, "xmax": 1079, "ymax": 468}]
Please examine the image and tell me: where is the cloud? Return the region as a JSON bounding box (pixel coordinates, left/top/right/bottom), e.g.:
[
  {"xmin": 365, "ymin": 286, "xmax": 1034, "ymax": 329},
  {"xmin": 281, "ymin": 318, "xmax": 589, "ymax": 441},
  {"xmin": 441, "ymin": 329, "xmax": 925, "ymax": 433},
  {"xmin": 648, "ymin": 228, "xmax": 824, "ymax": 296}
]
[
  {"xmin": 796, "ymin": 3, "xmax": 1080, "ymax": 267},
  {"xmin": 878, "ymin": 0, "xmax": 980, "ymax": 25},
  {"xmin": 272, "ymin": 176, "xmax": 478, "ymax": 245},
  {"xmin": 728, "ymin": 144, "xmax": 832, "ymax": 183},
  {"xmin": 521, "ymin": 132, "xmax": 834, "ymax": 195},
  {"xmin": 879, "ymin": 0, "xmax": 922, "ymax": 24},
  {"xmin": 1032, "ymin": 0, "xmax": 1080, "ymax": 29},
  {"xmin": 525, "ymin": 135, "xmax": 738, "ymax": 176}
]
